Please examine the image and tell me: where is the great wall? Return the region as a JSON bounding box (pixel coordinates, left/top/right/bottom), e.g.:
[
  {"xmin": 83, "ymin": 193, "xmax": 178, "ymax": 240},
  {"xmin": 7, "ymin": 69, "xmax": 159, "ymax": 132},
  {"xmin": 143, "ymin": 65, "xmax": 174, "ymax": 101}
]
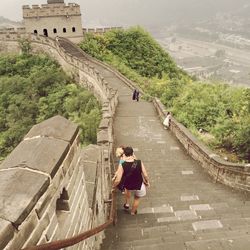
[
  {"xmin": 0, "ymin": 31, "xmax": 249, "ymax": 249},
  {"xmin": 0, "ymin": 1, "xmax": 250, "ymax": 249}
]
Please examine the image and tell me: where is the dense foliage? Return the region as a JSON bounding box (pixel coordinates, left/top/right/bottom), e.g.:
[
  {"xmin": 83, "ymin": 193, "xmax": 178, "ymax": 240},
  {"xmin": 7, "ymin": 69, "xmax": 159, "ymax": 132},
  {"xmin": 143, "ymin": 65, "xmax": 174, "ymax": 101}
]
[
  {"xmin": 79, "ymin": 27, "xmax": 250, "ymax": 162},
  {"xmin": 0, "ymin": 54, "xmax": 101, "ymax": 160},
  {"xmin": 172, "ymin": 82, "xmax": 250, "ymax": 161},
  {"xmin": 80, "ymin": 27, "xmax": 191, "ymax": 92}
]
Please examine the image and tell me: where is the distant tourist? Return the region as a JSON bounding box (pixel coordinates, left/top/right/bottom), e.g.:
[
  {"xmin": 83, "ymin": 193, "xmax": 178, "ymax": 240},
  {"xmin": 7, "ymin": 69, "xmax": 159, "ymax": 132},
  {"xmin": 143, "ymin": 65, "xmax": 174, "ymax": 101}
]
[
  {"xmin": 132, "ymin": 89, "xmax": 137, "ymax": 101},
  {"xmin": 132, "ymin": 89, "xmax": 140, "ymax": 101},
  {"xmin": 135, "ymin": 90, "xmax": 140, "ymax": 102},
  {"xmin": 163, "ymin": 112, "xmax": 171, "ymax": 129},
  {"xmin": 113, "ymin": 146, "xmax": 150, "ymax": 215}
]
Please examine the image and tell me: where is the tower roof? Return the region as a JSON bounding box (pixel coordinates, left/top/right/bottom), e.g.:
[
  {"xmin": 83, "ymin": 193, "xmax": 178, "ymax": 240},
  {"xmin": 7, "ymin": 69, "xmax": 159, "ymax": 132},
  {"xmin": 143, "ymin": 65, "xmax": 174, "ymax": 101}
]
[{"xmin": 47, "ymin": 0, "xmax": 65, "ymax": 4}]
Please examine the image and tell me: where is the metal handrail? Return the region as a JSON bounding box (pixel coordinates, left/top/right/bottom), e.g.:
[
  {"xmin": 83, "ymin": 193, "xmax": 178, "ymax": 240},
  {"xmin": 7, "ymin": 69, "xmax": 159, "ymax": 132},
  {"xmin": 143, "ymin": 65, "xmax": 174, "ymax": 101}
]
[
  {"xmin": 22, "ymin": 189, "xmax": 116, "ymax": 250},
  {"xmin": 22, "ymin": 148, "xmax": 117, "ymax": 250}
]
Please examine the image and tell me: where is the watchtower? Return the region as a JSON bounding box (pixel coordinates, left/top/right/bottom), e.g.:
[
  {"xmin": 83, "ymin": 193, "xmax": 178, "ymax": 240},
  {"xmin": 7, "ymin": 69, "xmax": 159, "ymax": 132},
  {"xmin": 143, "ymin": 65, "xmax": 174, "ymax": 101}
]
[{"xmin": 23, "ymin": 0, "xmax": 83, "ymax": 43}]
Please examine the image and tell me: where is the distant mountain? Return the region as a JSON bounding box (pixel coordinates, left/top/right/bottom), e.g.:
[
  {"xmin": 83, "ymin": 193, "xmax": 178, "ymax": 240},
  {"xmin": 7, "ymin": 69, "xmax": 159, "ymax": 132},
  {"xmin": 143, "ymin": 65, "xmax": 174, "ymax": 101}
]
[{"xmin": 0, "ymin": 16, "xmax": 22, "ymax": 28}]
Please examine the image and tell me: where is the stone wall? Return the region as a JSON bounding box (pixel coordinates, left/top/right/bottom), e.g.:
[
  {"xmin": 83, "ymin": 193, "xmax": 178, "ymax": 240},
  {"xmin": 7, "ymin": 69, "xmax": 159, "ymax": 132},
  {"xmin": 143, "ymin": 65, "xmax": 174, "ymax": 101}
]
[
  {"xmin": 83, "ymin": 27, "xmax": 123, "ymax": 35},
  {"xmin": 0, "ymin": 27, "xmax": 26, "ymax": 34},
  {"xmin": 23, "ymin": 3, "xmax": 83, "ymax": 43},
  {"xmin": 0, "ymin": 33, "xmax": 118, "ymax": 249},
  {"xmin": 153, "ymin": 98, "xmax": 250, "ymax": 192}
]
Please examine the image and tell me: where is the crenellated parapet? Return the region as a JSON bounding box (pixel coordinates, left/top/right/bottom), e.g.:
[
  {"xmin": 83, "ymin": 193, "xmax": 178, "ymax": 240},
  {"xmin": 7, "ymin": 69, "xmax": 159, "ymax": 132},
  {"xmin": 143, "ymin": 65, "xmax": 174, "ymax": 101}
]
[
  {"xmin": 23, "ymin": 3, "xmax": 81, "ymax": 18},
  {"xmin": 0, "ymin": 27, "xmax": 26, "ymax": 34},
  {"xmin": 83, "ymin": 27, "xmax": 123, "ymax": 34}
]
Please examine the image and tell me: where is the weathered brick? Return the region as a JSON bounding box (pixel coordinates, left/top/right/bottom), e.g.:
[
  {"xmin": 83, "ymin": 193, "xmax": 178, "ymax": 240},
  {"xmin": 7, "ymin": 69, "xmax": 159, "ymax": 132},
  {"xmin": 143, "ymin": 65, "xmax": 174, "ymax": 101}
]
[
  {"xmin": 45, "ymin": 212, "xmax": 58, "ymax": 241},
  {"xmin": 66, "ymin": 159, "xmax": 82, "ymax": 197},
  {"xmin": 0, "ymin": 219, "xmax": 15, "ymax": 249},
  {"xmin": 61, "ymin": 139, "xmax": 79, "ymax": 175},
  {"xmin": 22, "ymin": 213, "xmax": 50, "ymax": 248},
  {"xmin": 35, "ymin": 186, "xmax": 58, "ymax": 219},
  {"xmin": 6, "ymin": 211, "xmax": 39, "ymax": 250}
]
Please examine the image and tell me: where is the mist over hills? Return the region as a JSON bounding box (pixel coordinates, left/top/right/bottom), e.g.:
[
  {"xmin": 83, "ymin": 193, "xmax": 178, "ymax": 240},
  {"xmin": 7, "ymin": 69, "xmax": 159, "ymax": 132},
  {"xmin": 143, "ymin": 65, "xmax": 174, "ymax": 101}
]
[
  {"xmin": 0, "ymin": 16, "xmax": 22, "ymax": 28},
  {"xmin": 0, "ymin": 0, "xmax": 249, "ymax": 28},
  {"xmin": 82, "ymin": 0, "xmax": 250, "ymax": 28}
]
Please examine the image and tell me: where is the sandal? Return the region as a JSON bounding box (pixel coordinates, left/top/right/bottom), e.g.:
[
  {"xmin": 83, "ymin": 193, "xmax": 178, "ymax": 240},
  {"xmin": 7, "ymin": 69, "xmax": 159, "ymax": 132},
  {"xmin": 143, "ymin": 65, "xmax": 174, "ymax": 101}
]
[
  {"xmin": 131, "ymin": 210, "xmax": 137, "ymax": 215},
  {"xmin": 123, "ymin": 204, "xmax": 129, "ymax": 210}
]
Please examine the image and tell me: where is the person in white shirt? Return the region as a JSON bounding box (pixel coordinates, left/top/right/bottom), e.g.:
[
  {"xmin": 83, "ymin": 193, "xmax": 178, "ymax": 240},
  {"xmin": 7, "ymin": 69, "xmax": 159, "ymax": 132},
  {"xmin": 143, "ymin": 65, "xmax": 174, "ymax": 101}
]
[{"xmin": 163, "ymin": 112, "xmax": 171, "ymax": 129}]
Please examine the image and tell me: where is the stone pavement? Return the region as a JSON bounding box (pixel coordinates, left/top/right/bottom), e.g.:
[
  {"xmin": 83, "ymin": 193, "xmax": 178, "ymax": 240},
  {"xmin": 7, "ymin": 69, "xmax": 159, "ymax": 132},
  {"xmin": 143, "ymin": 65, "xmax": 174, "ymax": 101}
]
[
  {"xmin": 92, "ymin": 62, "xmax": 250, "ymax": 250},
  {"xmin": 58, "ymin": 40, "xmax": 250, "ymax": 250}
]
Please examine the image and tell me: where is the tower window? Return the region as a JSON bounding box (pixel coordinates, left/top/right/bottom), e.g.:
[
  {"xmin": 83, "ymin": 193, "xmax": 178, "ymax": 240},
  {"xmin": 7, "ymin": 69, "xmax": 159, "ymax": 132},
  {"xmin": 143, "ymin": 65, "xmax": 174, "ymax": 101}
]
[
  {"xmin": 63, "ymin": 28, "xmax": 67, "ymax": 33},
  {"xmin": 53, "ymin": 28, "xmax": 57, "ymax": 34},
  {"xmin": 43, "ymin": 29, "xmax": 48, "ymax": 37},
  {"xmin": 34, "ymin": 30, "xmax": 38, "ymax": 34},
  {"xmin": 56, "ymin": 188, "xmax": 70, "ymax": 211},
  {"xmin": 72, "ymin": 27, "xmax": 76, "ymax": 32}
]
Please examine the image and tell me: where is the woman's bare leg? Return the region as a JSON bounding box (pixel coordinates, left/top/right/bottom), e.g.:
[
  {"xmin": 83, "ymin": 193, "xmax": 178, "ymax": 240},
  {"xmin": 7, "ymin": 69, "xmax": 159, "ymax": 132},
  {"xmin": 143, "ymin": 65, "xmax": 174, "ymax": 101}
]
[
  {"xmin": 125, "ymin": 189, "xmax": 131, "ymax": 206},
  {"xmin": 131, "ymin": 196, "xmax": 140, "ymax": 215}
]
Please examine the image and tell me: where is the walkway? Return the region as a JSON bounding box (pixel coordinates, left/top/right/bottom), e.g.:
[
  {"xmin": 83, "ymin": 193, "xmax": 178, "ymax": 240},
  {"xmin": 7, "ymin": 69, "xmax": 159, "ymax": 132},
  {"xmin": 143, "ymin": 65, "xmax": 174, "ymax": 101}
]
[
  {"xmin": 95, "ymin": 62, "xmax": 250, "ymax": 250},
  {"xmin": 60, "ymin": 40, "xmax": 250, "ymax": 250}
]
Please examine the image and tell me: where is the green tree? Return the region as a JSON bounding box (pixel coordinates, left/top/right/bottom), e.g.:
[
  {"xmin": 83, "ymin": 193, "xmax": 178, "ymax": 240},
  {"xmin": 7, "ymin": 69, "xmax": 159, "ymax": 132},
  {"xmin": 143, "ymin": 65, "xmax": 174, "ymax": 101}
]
[
  {"xmin": 0, "ymin": 54, "xmax": 101, "ymax": 160},
  {"xmin": 18, "ymin": 38, "xmax": 32, "ymax": 56}
]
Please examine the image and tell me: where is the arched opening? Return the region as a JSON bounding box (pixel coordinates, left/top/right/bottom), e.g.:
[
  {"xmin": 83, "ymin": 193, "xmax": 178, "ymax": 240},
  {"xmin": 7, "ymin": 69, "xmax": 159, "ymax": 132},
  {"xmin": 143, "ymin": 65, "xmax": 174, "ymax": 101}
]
[
  {"xmin": 34, "ymin": 30, "xmax": 38, "ymax": 35},
  {"xmin": 56, "ymin": 188, "xmax": 69, "ymax": 211},
  {"xmin": 56, "ymin": 188, "xmax": 70, "ymax": 230},
  {"xmin": 72, "ymin": 27, "xmax": 76, "ymax": 32},
  {"xmin": 63, "ymin": 28, "xmax": 67, "ymax": 33},
  {"xmin": 53, "ymin": 28, "xmax": 57, "ymax": 34},
  {"xmin": 43, "ymin": 29, "xmax": 48, "ymax": 37}
]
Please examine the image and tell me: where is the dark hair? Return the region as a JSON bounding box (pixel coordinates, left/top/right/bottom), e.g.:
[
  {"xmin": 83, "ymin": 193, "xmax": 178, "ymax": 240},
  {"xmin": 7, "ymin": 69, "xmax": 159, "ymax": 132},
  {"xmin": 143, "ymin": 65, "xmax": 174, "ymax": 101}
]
[{"xmin": 123, "ymin": 146, "xmax": 133, "ymax": 157}]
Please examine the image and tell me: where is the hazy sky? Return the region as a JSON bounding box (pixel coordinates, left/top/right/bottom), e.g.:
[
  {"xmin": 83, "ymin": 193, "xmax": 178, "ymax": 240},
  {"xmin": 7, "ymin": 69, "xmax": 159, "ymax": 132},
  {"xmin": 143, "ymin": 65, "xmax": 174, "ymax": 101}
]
[{"xmin": 0, "ymin": 0, "xmax": 249, "ymax": 27}]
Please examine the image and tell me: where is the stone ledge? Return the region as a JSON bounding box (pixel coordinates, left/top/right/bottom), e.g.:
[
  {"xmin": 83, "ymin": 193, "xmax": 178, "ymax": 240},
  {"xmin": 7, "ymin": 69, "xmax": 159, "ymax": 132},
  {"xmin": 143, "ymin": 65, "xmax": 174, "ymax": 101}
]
[
  {"xmin": 0, "ymin": 169, "xmax": 49, "ymax": 226},
  {"xmin": 97, "ymin": 130, "xmax": 109, "ymax": 144},
  {"xmin": 99, "ymin": 118, "xmax": 109, "ymax": 129},
  {"xmin": 0, "ymin": 137, "xmax": 69, "ymax": 178},
  {"xmin": 0, "ymin": 219, "xmax": 15, "ymax": 249},
  {"xmin": 25, "ymin": 115, "xmax": 79, "ymax": 144}
]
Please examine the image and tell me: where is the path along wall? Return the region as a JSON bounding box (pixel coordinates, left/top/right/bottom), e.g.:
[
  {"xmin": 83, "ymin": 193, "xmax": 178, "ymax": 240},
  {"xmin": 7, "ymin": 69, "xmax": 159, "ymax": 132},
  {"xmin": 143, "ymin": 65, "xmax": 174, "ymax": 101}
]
[
  {"xmin": 153, "ymin": 98, "xmax": 250, "ymax": 192},
  {"xmin": 57, "ymin": 37, "xmax": 250, "ymax": 192},
  {"xmin": 0, "ymin": 33, "xmax": 118, "ymax": 249}
]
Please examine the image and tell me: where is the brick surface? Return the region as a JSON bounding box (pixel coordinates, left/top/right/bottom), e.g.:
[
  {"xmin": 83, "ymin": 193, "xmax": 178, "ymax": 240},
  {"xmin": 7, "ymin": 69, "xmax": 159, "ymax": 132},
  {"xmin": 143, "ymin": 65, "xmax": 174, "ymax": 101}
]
[
  {"xmin": 192, "ymin": 220, "xmax": 223, "ymax": 231},
  {"xmin": 0, "ymin": 169, "xmax": 49, "ymax": 225},
  {"xmin": 0, "ymin": 219, "xmax": 14, "ymax": 249},
  {"xmin": 96, "ymin": 59, "xmax": 250, "ymax": 250}
]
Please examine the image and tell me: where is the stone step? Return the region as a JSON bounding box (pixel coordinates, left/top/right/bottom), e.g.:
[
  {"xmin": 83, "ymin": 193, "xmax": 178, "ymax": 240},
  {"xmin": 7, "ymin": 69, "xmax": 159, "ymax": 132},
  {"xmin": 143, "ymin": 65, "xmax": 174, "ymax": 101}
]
[
  {"xmin": 185, "ymin": 235, "xmax": 250, "ymax": 250},
  {"xmin": 101, "ymin": 237, "xmax": 164, "ymax": 250},
  {"xmin": 102, "ymin": 224, "xmax": 250, "ymax": 250},
  {"xmin": 195, "ymin": 227, "xmax": 250, "ymax": 241},
  {"xmin": 103, "ymin": 242, "xmax": 186, "ymax": 250},
  {"xmin": 58, "ymin": 40, "xmax": 86, "ymax": 60}
]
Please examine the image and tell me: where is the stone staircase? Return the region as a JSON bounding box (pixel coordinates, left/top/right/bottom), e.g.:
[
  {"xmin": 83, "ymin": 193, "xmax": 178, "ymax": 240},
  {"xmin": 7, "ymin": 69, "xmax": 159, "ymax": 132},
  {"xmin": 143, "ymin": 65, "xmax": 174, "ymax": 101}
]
[
  {"xmin": 58, "ymin": 38, "xmax": 87, "ymax": 60},
  {"xmin": 59, "ymin": 38, "xmax": 250, "ymax": 250}
]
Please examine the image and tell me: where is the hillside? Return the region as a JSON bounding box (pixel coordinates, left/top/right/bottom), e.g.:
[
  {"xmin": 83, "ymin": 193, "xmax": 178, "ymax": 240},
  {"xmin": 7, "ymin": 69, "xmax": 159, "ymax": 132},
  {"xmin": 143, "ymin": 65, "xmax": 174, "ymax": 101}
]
[
  {"xmin": 79, "ymin": 27, "xmax": 250, "ymax": 162},
  {"xmin": 80, "ymin": 27, "xmax": 189, "ymax": 88}
]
